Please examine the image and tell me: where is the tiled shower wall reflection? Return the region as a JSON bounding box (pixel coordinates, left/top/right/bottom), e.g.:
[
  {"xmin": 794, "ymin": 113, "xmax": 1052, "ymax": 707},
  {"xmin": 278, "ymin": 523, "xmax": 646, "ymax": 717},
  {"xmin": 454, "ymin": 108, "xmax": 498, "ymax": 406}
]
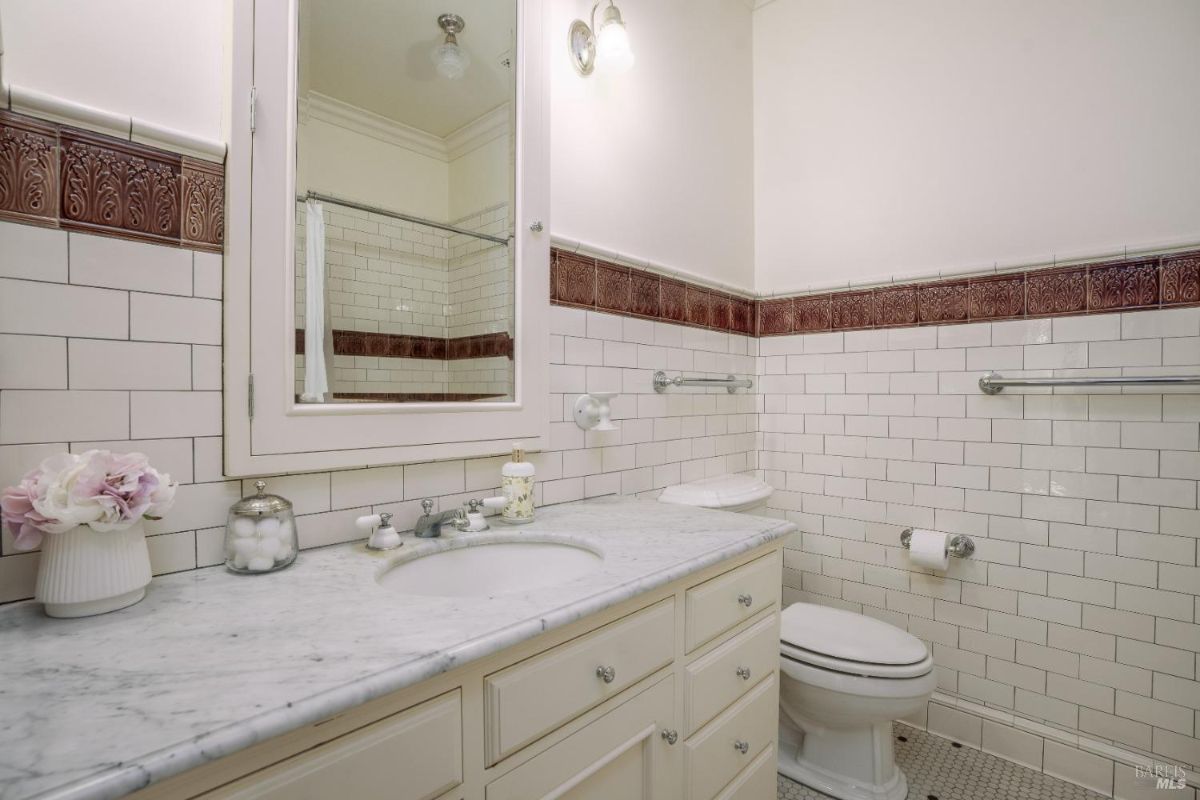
[
  {"xmin": 760, "ymin": 312, "xmax": 1200, "ymax": 782},
  {"xmin": 0, "ymin": 218, "xmax": 756, "ymax": 603}
]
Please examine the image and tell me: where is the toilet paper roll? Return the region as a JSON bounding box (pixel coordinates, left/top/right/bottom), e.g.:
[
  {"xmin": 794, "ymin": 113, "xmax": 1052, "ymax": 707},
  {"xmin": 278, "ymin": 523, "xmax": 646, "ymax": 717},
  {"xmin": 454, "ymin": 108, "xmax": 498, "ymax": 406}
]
[{"xmin": 907, "ymin": 529, "xmax": 949, "ymax": 570}]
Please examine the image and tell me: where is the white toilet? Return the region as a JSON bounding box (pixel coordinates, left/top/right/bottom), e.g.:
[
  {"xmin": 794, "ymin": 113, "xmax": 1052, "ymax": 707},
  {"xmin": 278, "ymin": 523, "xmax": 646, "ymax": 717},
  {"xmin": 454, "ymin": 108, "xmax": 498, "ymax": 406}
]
[
  {"xmin": 660, "ymin": 474, "xmax": 936, "ymax": 800},
  {"xmin": 778, "ymin": 602, "xmax": 935, "ymax": 800}
]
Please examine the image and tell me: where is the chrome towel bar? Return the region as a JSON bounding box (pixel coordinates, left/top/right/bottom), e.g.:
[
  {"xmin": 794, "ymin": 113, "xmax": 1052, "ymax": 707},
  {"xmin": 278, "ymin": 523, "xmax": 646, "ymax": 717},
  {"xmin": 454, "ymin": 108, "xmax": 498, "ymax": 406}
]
[
  {"xmin": 653, "ymin": 371, "xmax": 753, "ymax": 394},
  {"xmin": 979, "ymin": 371, "xmax": 1200, "ymax": 394}
]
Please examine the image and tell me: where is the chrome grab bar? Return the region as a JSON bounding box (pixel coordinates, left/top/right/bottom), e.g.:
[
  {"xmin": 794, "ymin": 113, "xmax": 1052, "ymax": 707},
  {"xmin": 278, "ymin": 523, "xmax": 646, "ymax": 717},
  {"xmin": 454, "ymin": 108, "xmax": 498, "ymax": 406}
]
[
  {"xmin": 979, "ymin": 371, "xmax": 1200, "ymax": 395},
  {"xmin": 653, "ymin": 371, "xmax": 753, "ymax": 394}
]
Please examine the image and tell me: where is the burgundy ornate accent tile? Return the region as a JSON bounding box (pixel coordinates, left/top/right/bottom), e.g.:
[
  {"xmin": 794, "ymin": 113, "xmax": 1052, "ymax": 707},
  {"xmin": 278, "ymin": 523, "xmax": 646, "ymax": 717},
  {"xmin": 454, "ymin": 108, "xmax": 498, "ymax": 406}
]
[
  {"xmin": 630, "ymin": 272, "xmax": 660, "ymax": 318},
  {"xmin": 1162, "ymin": 254, "xmax": 1200, "ymax": 306},
  {"xmin": 59, "ymin": 128, "xmax": 182, "ymax": 244},
  {"xmin": 595, "ymin": 262, "xmax": 631, "ymax": 313},
  {"xmin": 181, "ymin": 157, "xmax": 224, "ymax": 252},
  {"xmin": 315, "ymin": 330, "xmax": 512, "ymax": 360},
  {"xmin": 874, "ymin": 286, "xmax": 919, "ymax": 327},
  {"xmin": 1026, "ymin": 267, "xmax": 1087, "ymax": 316},
  {"xmin": 831, "ymin": 291, "xmax": 874, "ymax": 330},
  {"xmin": 555, "ymin": 252, "xmax": 596, "ymax": 307},
  {"xmin": 730, "ymin": 297, "xmax": 754, "ymax": 334},
  {"xmin": 968, "ymin": 275, "xmax": 1025, "ymax": 320},
  {"xmin": 709, "ymin": 293, "xmax": 731, "ymax": 331},
  {"xmin": 757, "ymin": 298, "xmax": 792, "ymax": 336},
  {"xmin": 685, "ymin": 286, "xmax": 715, "ymax": 328},
  {"xmin": 1088, "ymin": 259, "xmax": 1159, "ymax": 311},
  {"xmin": 0, "ymin": 111, "xmax": 59, "ymax": 225},
  {"xmin": 549, "ymin": 251, "xmax": 559, "ymax": 302},
  {"xmin": 795, "ymin": 295, "xmax": 831, "ymax": 332},
  {"xmin": 660, "ymin": 279, "xmax": 687, "ymax": 323},
  {"xmin": 917, "ymin": 280, "xmax": 968, "ymax": 323}
]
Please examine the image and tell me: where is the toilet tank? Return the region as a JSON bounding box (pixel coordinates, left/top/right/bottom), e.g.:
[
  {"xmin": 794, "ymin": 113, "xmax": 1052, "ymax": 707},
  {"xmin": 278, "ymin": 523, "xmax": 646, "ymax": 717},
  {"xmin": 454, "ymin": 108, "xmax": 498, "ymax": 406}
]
[{"xmin": 657, "ymin": 473, "xmax": 773, "ymax": 514}]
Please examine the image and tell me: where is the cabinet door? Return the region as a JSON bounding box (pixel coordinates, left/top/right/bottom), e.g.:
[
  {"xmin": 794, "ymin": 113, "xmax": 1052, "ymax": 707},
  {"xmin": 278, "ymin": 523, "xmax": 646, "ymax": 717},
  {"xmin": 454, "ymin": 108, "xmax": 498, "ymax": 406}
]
[{"xmin": 486, "ymin": 676, "xmax": 680, "ymax": 800}]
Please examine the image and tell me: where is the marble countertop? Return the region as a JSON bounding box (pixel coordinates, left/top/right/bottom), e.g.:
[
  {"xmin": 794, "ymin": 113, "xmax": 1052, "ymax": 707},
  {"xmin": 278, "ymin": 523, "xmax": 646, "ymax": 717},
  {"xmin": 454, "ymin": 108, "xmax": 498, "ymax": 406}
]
[{"xmin": 0, "ymin": 497, "xmax": 793, "ymax": 800}]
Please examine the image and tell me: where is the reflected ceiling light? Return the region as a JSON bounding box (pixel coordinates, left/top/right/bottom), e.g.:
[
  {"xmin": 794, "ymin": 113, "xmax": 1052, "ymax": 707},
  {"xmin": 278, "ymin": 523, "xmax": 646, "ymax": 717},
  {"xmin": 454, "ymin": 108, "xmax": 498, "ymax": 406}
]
[
  {"xmin": 569, "ymin": 1, "xmax": 634, "ymax": 76},
  {"xmin": 432, "ymin": 13, "xmax": 471, "ymax": 80}
]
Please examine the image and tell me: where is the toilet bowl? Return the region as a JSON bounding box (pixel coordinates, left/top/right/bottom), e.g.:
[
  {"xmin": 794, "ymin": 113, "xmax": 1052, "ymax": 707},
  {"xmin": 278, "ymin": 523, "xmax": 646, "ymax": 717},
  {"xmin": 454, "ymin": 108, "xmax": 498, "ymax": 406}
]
[
  {"xmin": 777, "ymin": 603, "xmax": 935, "ymax": 800},
  {"xmin": 657, "ymin": 474, "xmax": 934, "ymax": 800}
]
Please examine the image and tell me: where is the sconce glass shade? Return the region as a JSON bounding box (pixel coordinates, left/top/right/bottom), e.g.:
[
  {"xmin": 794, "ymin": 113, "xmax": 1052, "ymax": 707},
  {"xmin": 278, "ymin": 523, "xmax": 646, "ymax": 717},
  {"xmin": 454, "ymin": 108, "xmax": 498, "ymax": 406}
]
[
  {"xmin": 432, "ymin": 41, "xmax": 470, "ymax": 79},
  {"xmin": 569, "ymin": 2, "xmax": 633, "ymax": 76},
  {"xmin": 595, "ymin": 6, "xmax": 634, "ymax": 73}
]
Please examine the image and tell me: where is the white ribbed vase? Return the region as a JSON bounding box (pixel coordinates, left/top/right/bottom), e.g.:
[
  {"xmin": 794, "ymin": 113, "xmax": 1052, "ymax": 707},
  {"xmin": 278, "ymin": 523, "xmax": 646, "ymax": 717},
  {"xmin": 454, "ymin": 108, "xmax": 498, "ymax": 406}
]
[{"xmin": 35, "ymin": 522, "xmax": 152, "ymax": 618}]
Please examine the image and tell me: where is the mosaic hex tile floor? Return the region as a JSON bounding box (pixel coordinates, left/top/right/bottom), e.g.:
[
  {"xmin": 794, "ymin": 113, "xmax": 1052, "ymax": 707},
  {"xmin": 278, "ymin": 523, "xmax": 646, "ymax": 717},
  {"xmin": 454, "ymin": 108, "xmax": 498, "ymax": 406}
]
[{"xmin": 777, "ymin": 723, "xmax": 1106, "ymax": 800}]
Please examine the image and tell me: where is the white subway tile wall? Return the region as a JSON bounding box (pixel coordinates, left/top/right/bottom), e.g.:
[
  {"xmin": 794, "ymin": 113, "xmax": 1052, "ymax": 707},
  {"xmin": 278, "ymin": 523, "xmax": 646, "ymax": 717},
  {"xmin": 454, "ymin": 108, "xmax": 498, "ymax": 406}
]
[
  {"xmin": 761, "ymin": 310, "xmax": 1200, "ymax": 779},
  {"xmin": 0, "ymin": 221, "xmax": 757, "ymax": 602}
]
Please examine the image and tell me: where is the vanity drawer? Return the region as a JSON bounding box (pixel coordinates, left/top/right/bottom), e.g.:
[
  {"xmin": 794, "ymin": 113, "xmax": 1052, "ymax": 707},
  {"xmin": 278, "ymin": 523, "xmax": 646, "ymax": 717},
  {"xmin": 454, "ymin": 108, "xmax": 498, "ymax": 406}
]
[
  {"xmin": 484, "ymin": 598, "xmax": 675, "ymax": 765},
  {"xmin": 685, "ymin": 612, "xmax": 779, "ymax": 735},
  {"xmin": 685, "ymin": 551, "xmax": 780, "ymax": 652},
  {"xmin": 684, "ymin": 674, "xmax": 777, "ymax": 800},
  {"xmin": 714, "ymin": 743, "xmax": 777, "ymax": 800},
  {"xmin": 202, "ymin": 690, "xmax": 461, "ymax": 800}
]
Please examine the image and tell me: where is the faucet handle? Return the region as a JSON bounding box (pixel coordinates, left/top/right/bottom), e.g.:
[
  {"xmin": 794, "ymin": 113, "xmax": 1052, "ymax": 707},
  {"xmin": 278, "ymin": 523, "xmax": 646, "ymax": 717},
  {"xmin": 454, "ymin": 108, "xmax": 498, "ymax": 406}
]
[{"xmin": 421, "ymin": 498, "xmax": 435, "ymax": 515}]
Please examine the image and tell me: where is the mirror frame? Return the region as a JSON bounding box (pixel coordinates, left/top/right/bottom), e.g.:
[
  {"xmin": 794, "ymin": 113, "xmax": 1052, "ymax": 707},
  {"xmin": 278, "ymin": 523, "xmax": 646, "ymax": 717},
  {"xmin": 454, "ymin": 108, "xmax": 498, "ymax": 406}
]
[{"xmin": 225, "ymin": 0, "xmax": 548, "ymax": 477}]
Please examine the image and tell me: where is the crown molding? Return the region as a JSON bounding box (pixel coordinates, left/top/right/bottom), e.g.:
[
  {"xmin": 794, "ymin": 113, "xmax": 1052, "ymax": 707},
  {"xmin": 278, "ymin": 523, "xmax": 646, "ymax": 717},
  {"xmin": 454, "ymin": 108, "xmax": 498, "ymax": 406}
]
[{"xmin": 302, "ymin": 91, "xmax": 510, "ymax": 164}]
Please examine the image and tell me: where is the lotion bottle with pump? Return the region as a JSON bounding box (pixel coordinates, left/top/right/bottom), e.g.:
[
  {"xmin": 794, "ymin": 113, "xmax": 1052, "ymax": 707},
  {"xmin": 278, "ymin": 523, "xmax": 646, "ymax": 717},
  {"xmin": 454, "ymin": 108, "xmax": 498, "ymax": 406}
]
[{"xmin": 501, "ymin": 443, "xmax": 535, "ymax": 524}]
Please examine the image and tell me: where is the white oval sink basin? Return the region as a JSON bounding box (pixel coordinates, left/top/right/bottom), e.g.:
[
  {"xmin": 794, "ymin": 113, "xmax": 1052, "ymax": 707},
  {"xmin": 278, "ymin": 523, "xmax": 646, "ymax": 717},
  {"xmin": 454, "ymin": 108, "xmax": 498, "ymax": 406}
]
[{"xmin": 377, "ymin": 539, "xmax": 603, "ymax": 597}]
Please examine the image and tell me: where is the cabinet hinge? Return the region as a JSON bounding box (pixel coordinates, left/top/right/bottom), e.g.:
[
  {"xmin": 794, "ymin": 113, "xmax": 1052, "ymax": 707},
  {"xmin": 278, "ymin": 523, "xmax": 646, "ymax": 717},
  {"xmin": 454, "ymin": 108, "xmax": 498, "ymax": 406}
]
[
  {"xmin": 248, "ymin": 374, "xmax": 255, "ymax": 419},
  {"xmin": 248, "ymin": 87, "xmax": 257, "ymax": 134}
]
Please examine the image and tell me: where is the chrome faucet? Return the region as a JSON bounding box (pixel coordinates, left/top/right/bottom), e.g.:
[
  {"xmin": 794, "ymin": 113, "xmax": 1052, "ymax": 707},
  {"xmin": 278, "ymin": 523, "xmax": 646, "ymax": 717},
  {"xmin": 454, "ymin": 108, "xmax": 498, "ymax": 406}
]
[{"xmin": 414, "ymin": 499, "xmax": 469, "ymax": 538}]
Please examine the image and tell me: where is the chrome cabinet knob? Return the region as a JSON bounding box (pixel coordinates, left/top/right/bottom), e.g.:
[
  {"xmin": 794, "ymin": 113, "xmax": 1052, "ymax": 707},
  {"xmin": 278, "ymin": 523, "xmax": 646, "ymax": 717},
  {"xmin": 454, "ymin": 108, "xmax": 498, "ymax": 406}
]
[
  {"xmin": 529, "ymin": 220, "xmax": 544, "ymax": 232},
  {"xmin": 736, "ymin": 666, "xmax": 752, "ymax": 681},
  {"xmin": 733, "ymin": 739, "xmax": 750, "ymax": 754},
  {"xmin": 661, "ymin": 728, "xmax": 679, "ymax": 745},
  {"xmin": 596, "ymin": 665, "xmax": 616, "ymax": 683},
  {"xmin": 737, "ymin": 593, "xmax": 753, "ymax": 608}
]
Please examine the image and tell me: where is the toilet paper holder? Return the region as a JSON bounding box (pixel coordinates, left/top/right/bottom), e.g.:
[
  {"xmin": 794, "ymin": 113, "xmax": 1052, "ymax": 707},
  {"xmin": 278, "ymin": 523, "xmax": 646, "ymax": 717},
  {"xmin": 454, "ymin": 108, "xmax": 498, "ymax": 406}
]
[{"xmin": 900, "ymin": 528, "xmax": 975, "ymax": 558}]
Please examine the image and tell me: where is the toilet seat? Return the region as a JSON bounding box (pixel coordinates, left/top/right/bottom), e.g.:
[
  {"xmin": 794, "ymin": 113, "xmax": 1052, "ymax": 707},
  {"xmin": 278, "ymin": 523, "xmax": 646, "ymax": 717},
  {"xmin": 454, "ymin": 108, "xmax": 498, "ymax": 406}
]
[{"xmin": 780, "ymin": 603, "xmax": 932, "ymax": 679}]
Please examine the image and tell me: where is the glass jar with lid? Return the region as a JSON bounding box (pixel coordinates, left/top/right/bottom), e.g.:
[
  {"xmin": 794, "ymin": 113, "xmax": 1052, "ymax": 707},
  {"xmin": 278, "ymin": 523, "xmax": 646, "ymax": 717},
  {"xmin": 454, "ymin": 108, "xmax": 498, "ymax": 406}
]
[{"xmin": 224, "ymin": 480, "xmax": 298, "ymax": 573}]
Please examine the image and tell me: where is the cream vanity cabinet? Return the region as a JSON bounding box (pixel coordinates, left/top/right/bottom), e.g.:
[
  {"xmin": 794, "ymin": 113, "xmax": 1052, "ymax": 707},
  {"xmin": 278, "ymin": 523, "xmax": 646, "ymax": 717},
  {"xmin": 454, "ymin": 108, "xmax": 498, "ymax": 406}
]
[
  {"xmin": 224, "ymin": 0, "xmax": 549, "ymax": 476},
  {"xmin": 130, "ymin": 544, "xmax": 783, "ymax": 800}
]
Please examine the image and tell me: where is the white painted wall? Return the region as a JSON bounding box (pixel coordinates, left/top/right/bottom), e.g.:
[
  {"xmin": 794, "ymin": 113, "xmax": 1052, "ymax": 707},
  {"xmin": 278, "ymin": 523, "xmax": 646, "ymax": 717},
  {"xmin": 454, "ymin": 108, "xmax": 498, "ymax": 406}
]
[
  {"xmin": 0, "ymin": 0, "xmax": 227, "ymax": 142},
  {"xmin": 753, "ymin": 0, "xmax": 1200, "ymax": 294},
  {"xmin": 550, "ymin": 0, "xmax": 756, "ymax": 290}
]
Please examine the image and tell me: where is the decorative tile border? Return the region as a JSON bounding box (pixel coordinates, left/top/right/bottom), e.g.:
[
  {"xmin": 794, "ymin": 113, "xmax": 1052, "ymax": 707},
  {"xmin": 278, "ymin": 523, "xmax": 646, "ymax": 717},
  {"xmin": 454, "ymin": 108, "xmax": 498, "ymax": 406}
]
[
  {"xmin": 304, "ymin": 392, "xmax": 505, "ymax": 403},
  {"xmin": 296, "ymin": 329, "xmax": 514, "ymax": 360},
  {"xmin": 0, "ymin": 110, "xmax": 224, "ymax": 252},
  {"xmin": 551, "ymin": 247, "xmax": 756, "ymax": 335},
  {"xmin": 550, "ymin": 246, "xmax": 1200, "ymax": 337}
]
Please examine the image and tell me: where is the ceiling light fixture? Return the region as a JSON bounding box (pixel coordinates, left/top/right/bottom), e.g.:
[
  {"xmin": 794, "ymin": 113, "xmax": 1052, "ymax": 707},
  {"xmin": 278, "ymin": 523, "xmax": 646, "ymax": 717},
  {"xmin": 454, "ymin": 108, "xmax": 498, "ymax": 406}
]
[
  {"xmin": 568, "ymin": 1, "xmax": 634, "ymax": 77},
  {"xmin": 432, "ymin": 13, "xmax": 471, "ymax": 80}
]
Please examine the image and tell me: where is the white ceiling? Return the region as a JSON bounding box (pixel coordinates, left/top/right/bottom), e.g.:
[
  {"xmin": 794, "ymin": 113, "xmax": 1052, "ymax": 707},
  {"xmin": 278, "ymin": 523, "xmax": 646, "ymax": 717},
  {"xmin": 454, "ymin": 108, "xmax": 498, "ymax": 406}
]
[{"xmin": 301, "ymin": 0, "xmax": 515, "ymax": 138}]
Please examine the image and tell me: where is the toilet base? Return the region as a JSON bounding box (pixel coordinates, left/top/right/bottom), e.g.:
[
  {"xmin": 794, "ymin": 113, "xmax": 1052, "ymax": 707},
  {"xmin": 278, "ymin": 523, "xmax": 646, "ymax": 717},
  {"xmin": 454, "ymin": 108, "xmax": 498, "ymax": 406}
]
[
  {"xmin": 778, "ymin": 748, "xmax": 908, "ymax": 800},
  {"xmin": 777, "ymin": 716, "xmax": 910, "ymax": 800}
]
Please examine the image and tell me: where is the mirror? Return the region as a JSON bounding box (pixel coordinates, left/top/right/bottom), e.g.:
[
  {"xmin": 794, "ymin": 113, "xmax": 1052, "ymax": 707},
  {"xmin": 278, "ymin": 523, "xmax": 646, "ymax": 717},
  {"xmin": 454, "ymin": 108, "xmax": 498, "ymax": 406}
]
[{"xmin": 294, "ymin": 0, "xmax": 516, "ymax": 404}]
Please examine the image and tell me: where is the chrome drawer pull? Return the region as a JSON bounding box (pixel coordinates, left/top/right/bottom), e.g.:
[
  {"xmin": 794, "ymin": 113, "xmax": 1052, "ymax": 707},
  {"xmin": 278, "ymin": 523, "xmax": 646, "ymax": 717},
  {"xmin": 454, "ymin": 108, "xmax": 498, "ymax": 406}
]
[
  {"xmin": 595, "ymin": 665, "xmax": 616, "ymax": 683},
  {"xmin": 661, "ymin": 728, "xmax": 679, "ymax": 745},
  {"xmin": 736, "ymin": 666, "xmax": 752, "ymax": 681},
  {"xmin": 737, "ymin": 593, "xmax": 753, "ymax": 608},
  {"xmin": 734, "ymin": 739, "xmax": 750, "ymax": 754}
]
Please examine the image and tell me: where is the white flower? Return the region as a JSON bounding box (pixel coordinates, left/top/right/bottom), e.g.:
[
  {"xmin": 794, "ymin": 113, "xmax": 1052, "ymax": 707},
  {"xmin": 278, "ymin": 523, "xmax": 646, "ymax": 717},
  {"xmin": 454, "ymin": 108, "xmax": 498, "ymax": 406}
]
[{"xmin": 30, "ymin": 453, "xmax": 106, "ymax": 534}]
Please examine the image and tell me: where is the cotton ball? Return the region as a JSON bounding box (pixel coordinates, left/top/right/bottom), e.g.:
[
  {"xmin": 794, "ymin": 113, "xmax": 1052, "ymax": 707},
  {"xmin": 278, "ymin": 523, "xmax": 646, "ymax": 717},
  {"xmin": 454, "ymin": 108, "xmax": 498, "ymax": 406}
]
[
  {"xmin": 247, "ymin": 556, "xmax": 274, "ymax": 572},
  {"xmin": 231, "ymin": 517, "xmax": 257, "ymax": 538},
  {"xmin": 278, "ymin": 519, "xmax": 295, "ymax": 540},
  {"xmin": 274, "ymin": 543, "xmax": 295, "ymax": 563},
  {"xmin": 256, "ymin": 537, "xmax": 282, "ymax": 559},
  {"xmin": 232, "ymin": 538, "xmax": 258, "ymax": 559},
  {"xmin": 232, "ymin": 552, "xmax": 249, "ymax": 570},
  {"xmin": 256, "ymin": 517, "xmax": 281, "ymax": 537}
]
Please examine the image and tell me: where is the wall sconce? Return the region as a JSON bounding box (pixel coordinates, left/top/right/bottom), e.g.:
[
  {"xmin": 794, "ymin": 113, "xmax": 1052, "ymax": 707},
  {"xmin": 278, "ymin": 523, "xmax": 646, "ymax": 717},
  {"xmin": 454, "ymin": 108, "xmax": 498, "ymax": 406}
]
[
  {"xmin": 568, "ymin": 2, "xmax": 634, "ymax": 76},
  {"xmin": 574, "ymin": 392, "xmax": 618, "ymax": 431}
]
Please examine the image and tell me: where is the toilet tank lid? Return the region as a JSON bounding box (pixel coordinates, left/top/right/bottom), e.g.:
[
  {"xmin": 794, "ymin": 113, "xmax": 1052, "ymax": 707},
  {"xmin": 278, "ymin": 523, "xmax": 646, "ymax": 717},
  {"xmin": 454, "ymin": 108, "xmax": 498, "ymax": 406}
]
[
  {"xmin": 657, "ymin": 474, "xmax": 773, "ymax": 509},
  {"xmin": 781, "ymin": 603, "xmax": 928, "ymax": 665}
]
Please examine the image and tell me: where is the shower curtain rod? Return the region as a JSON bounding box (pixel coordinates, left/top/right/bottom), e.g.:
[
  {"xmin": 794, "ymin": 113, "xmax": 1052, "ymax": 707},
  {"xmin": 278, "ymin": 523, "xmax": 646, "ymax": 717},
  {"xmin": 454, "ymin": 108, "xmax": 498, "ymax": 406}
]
[{"xmin": 301, "ymin": 191, "xmax": 511, "ymax": 246}]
